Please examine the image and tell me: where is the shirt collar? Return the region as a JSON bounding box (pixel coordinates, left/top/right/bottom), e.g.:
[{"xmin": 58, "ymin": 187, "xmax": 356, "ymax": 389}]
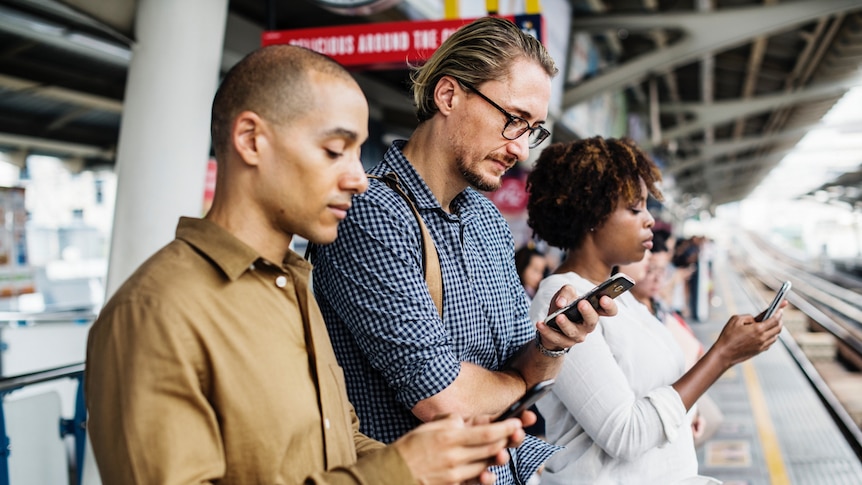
[
  {"xmin": 175, "ymin": 217, "xmax": 311, "ymax": 281},
  {"xmin": 374, "ymin": 139, "xmax": 477, "ymax": 216}
]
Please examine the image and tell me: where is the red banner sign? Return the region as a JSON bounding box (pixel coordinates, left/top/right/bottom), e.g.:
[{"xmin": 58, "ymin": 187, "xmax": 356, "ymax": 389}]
[
  {"xmin": 262, "ymin": 14, "xmax": 543, "ymax": 70},
  {"xmin": 487, "ymin": 171, "xmax": 529, "ymax": 214}
]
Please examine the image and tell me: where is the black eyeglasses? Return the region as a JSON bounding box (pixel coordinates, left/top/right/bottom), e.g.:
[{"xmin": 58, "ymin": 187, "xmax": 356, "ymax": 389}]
[{"xmin": 461, "ymin": 81, "xmax": 550, "ymax": 149}]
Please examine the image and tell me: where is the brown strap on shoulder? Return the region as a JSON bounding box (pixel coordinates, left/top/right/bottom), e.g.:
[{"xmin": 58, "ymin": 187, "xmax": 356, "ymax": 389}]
[{"xmin": 370, "ymin": 173, "xmax": 443, "ymax": 318}]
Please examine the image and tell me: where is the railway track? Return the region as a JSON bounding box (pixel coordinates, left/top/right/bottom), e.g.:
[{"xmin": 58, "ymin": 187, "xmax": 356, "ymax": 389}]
[
  {"xmin": 736, "ymin": 231, "xmax": 862, "ymax": 366},
  {"xmin": 730, "ymin": 230, "xmax": 862, "ymax": 460}
]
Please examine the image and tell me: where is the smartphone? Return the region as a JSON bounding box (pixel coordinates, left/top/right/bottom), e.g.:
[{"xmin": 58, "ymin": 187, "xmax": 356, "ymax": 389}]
[
  {"xmin": 759, "ymin": 280, "xmax": 791, "ymax": 321},
  {"xmin": 543, "ymin": 273, "xmax": 636, "ymax": 332},
  {"xmin": 493, "ymin": 379, "xmax": 555, "ymax": 422}
]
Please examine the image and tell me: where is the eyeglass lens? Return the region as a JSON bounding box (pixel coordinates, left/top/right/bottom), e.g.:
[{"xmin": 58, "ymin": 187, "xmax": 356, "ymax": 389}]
[
  {"xmin": 504, "ymin": 119, "xmax": 548, "ymax": 148},
  {"xmin": 463, "ymin": 80, "xmax": 549, "ymax": 148}
]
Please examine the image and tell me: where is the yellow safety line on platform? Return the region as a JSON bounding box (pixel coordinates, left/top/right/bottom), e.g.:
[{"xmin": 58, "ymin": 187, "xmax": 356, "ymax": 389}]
[
  {"xmin": 742, "ymin": 362, "xmax": 790, "ymax": 484},
  {"xmin": 717, "ymin": 268, "xmax": 790, "ymax": 484}
]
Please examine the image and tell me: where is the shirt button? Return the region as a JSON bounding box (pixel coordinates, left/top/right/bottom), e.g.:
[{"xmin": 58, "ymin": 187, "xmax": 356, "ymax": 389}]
[
  {"xmin": 275, "ymin": 276, "xmax": 287, "ymax": 288},
  {"xmin": 324, "ymin": 418, "xmax": 331, "ymax": 429}
]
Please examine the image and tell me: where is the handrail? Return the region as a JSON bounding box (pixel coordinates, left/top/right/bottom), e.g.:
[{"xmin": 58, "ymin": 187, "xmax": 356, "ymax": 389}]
[
  {"xmin": 0, "ymin": 309, "xmax": 95, "ymax": 325},
  {"xmin": 0, "ymin": 362, "xmax": 85, "ymax": 394},
  {"xmin": 0, "ymin": 362, "xmax": 87, "ymax": 485}
]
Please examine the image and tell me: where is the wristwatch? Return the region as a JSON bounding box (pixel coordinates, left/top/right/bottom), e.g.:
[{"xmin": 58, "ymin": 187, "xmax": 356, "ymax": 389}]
[{"xmin": 535, "ymin": 329, "xmax": 569, "ymax": 358}]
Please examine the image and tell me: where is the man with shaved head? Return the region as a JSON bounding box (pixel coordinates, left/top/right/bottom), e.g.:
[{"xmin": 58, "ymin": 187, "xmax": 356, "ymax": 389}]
[{"xmin": 85, "ymin": 44, "xmax": 527, "ymax": 485}]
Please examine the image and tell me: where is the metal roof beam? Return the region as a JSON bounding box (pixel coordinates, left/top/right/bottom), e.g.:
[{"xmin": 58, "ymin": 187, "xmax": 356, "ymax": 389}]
[
  {"xmin": 679, "ymin": 164, "xmax": 772, "ymax": 202},
  {"xmin": 668, "ymin": 116, "xmax": 862, "ymax": 172},
  {"xmin": 0, "ymin": 132, "xmax": 113, "ymax": 159},
  {"xmin": 666, "ymin": 121, "xmax": 840, "ymax": 174},
  {"xmin": 0, "ymin": 73, "xmax": 123, "ymax": 113},
  {"xmin": 658, "ymin": 75, "xmax": 861, "ymax": 141},
  {"xmin": 705, "ymin": 152, "xmax": 785, "ymax": 175},
  {"xmin": 674, "ymin": 154, "xmax": 781, "ymax": 195},
  {"xmin": 563, "ymin": 0, "xmax": 862, "ymax": 108},
  {"xmin": 732, "ymin": 2, "xmax": 776, "ymax": 140},
  {"xmin": 0, "ymin": 4, "xmax": 131, "ymax": 66}
]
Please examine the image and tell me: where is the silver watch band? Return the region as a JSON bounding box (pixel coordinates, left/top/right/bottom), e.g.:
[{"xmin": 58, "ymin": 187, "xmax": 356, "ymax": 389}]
[{"xmin": 535, "ymin": 329, "xmax": 569, "ymax": 358}]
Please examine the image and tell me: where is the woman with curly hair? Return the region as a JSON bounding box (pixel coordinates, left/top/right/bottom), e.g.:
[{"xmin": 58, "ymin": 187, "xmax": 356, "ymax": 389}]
[{"xmin": 525, "ymin": 136, "xmax": 784, "ymax": 485}]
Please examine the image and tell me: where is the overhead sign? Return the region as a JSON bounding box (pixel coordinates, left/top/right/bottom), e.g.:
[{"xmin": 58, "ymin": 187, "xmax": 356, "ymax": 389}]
[
  {"xmin": 262, "ymin": 14, "xmax": 543, "ymax": 70},
  {"xmin": 0, "ymin": 187, "xmax": 34, "ymax": 297}
]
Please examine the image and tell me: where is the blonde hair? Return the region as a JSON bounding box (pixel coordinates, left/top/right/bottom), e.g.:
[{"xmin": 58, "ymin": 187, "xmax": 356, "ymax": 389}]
[{"xmin": 410, "ymin": 16, "xmax": 557, "ymax": 122}]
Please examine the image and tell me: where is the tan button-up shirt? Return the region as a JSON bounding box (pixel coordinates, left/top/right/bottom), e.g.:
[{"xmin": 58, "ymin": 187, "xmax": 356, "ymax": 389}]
[{"xmin": 86, "ymin": 217, "xmax": 415, "ymax": 484}]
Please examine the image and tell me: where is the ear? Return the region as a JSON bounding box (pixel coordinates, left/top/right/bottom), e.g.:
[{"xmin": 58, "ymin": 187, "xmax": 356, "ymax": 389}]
[
  {"xmin": 433, "ymin": 75, "xmax": 461, "ymax": 117},
  {"xmin": 233, "ymin": 111, "xmax": 267, "ymax": 167}
]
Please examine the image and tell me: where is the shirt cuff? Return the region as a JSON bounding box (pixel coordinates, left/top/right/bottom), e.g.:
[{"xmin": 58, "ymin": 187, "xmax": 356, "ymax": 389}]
[
  {"xmin": 513, "ymin": 434, "xmax": 564, "ymax": 480},
  {"xmin": 645, "ymin": 386, "xmax": 688, "ymax": 443},
  {"xmin": 351, "ymin": 446, "xmax": 418, "ymax": 484},
  {"xmin": 396, "ymin": 355, "xmax": 461, "ymax": 408}
]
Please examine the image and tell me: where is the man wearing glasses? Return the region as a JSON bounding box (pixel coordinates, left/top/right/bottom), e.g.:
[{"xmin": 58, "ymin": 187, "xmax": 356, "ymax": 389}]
[{"xmin": 311, "ymin": 17, "xmax": 615, "ymax": 484}]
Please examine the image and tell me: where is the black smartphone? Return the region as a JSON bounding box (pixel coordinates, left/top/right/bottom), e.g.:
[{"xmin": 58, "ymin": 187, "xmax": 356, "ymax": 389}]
[
  {"xmin": 758, "ymin": 280, "xmax": 791, "ymax": 321},
  {"xmin": 543, "ymin": 273, "xmax": 636, "ymax": 332},
  {"xmin": 493, "ymin": 379, "xmax": 555, "ymax": 422}
]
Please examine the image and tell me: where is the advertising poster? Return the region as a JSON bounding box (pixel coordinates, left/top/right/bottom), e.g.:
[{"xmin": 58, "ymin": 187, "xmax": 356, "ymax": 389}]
[{"xmin": 0, "ymin": 187, "xmax": 34, "ymax": 297}]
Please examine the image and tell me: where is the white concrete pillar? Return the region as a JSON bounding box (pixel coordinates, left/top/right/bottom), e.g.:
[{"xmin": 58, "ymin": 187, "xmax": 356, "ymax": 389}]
[
  {"xmin": 84, "ymin": 2, "xmax": 228, "ymax": 484},
  {"xmin": 103, "ymin": 0, "xmax": 228, "ymax": 298}
]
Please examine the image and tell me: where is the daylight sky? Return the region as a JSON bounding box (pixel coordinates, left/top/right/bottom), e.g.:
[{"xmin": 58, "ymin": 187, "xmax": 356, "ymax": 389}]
[
  {"xmin": 748, "ymin": 85, "xmax": 862, "ymax": 202},
  {"xmin": 721, "ymin": 85, "xmax": 862, "ymax": 259}
]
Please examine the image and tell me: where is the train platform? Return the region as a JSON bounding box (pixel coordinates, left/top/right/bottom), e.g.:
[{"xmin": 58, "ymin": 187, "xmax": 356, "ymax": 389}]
[
  {"xmin": 689, "ymin": 248, "xmax": 862, "ymax": 484},
  {"xmin": 3, "ymin": 238, "xmax": 862, "ymax": 485}
]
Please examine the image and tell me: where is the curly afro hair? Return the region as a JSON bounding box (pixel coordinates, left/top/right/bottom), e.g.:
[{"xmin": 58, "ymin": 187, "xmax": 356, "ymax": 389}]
[{"xmin": 526, "ymin": 136, "xmax": 663, "ymax": 251}]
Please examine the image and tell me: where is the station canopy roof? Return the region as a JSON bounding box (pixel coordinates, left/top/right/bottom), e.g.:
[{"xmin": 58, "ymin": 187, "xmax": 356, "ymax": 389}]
[
  {"xmin": 802, "ymin": 164, "xmax": 862, "ymax": 209},
  {"xmin": 0, "ymin": 0, "xmax": 861, "ymax": 210}
]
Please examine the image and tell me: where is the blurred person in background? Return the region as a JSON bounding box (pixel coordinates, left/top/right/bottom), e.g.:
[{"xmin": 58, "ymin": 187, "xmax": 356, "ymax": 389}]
[
  {"xmin": 670, "ymin": 236, "xmax": 698, "ymax": 318},
  {"xmin": 515, "ymin": 244, "xmax": 549, "ymax": 302},
  {"xmin": 617, "ymin": 232, "xmax": 724, "ymax": 447}
]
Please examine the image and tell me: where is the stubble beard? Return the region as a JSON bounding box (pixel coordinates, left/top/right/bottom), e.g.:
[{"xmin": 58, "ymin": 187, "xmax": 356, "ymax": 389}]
[{"xmin": 455, "ymin": 152, "xmax": 504, "ymax": 192}]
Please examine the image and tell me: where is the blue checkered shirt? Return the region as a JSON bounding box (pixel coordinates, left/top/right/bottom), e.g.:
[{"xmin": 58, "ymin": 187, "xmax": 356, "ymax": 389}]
[{"xmin": 312, "ymin": 140, "xmax": 560, "ymax": 483}]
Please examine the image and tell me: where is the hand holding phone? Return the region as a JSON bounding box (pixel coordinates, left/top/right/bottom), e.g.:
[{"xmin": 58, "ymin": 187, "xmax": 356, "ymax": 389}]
[
  {"xmin": 493, "ymin": 379, "xmax": 554, "ymax": 422},
  {"xmin": 758, "ymin": 281, "xmax": 791, "ymax": 321},
  {"xmin": 544, "ymin": 273, "xmax": 636, "ymax": 333}
]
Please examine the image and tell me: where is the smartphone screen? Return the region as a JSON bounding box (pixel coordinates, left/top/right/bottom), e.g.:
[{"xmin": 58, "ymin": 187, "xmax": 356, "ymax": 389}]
[
  {"xmin": 759, "ymin": 280, "xmax": 791, "ymax": 321},
  {"xmin": 544, "ymin": 273, "xmax": 636, "ymax": 332},
  {"xmin": 493, "ymin": 379, "xmax": 554, "ymax": 422}
]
